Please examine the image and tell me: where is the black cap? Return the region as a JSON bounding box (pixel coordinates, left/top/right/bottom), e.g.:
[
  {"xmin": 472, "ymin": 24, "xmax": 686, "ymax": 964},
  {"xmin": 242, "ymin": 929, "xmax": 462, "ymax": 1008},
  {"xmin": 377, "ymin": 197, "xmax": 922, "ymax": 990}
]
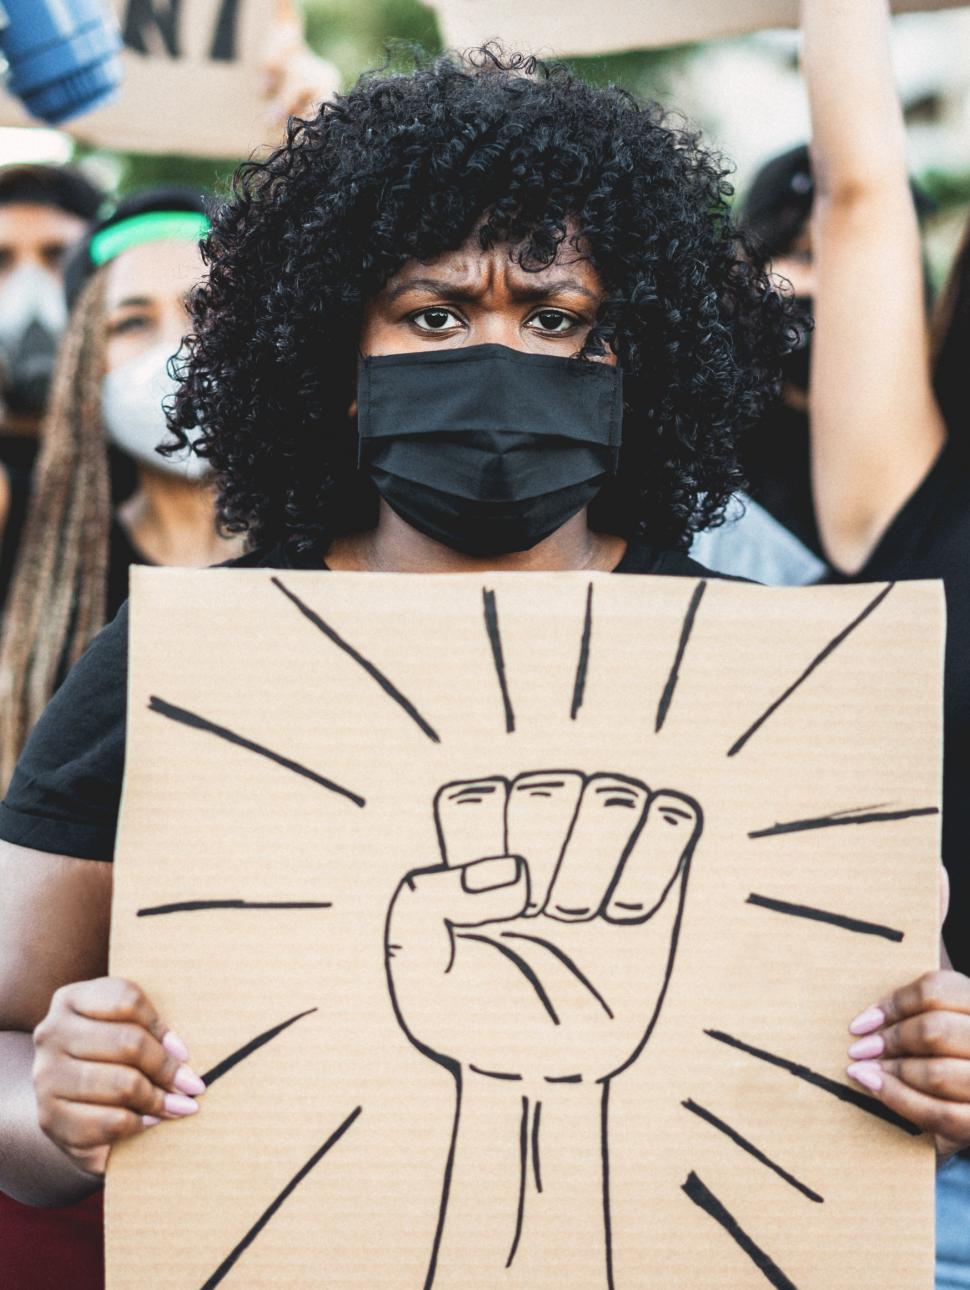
[
  {"xmin": 739, "ymin": 143, "xmax": 936, "ymax": 260},
  {"xmin": 0, "ymin": 162, "xmax": 104, "ymax": 221}
]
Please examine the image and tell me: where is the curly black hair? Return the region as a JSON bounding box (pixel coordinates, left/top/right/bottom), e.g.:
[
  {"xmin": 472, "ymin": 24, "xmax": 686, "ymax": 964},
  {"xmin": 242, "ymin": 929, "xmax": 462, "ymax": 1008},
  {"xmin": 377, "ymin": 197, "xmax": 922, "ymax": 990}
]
[{"xmin": 169, "ymin": 48, "xmax": 795, "ymax": 555}]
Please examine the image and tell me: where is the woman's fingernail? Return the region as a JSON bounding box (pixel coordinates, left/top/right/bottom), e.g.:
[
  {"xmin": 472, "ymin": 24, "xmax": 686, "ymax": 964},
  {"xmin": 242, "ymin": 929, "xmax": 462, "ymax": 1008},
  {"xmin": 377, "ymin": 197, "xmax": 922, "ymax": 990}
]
[
  {"xmin": 141, "ymin": 1115, "xmax": 161, "ymax": 1128},
  {"xmin": 848, "ymin": 1033, "xmax": 885, "ymax": 1060},
  {"xmin": 173, "ymin": 1065, "xmax": 206, "ymax": 1097},
  {"xmin": 847, "ymin": 1061, "xmax": 884, "ymax": 1093},
  {"xmin": 162, "ymin": 1031, "xmax": 190, "ymax": 1062},
  {"xmin": 461, "ymin": 855, "xmax": 522, "ymax": 893},
  {"xmin": 163, "ymin": 1093, "xmax": 200, "ymax": 1117},
  {"xmin": 849, "ymin": 1006, "xmax": 886, "ymax": 1036}
]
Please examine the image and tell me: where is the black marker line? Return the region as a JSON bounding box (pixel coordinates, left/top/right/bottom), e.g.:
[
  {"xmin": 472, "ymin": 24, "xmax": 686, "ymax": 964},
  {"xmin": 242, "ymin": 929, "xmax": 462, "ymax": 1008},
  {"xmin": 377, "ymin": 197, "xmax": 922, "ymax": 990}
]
[
  {"xmin": 137, "ymin": 900, "xmax": 332, "ymax": 917},
  {"xmin": 545, "ymin": 1073, "xmax": 582, "ymax": 1084},
  {"xmin": 682, "ymin": 1171, "xmax": 796, "ymax": 1290},
  {"xmin": 456, "ymin": 933, "xmax": 560, "ymax": 1024},
  {"xmin": 506, "ymin": 1096, "xmax": 529, "ymax": 1269},
  {"xmin": 570, "ymin": 581, "xmax": 594, "ymax": 720},
  {"xmin": 201, "ymin": 1008, "xmax": 318, "ymax": 1087},
  {"xmin": 682, "ymin": 1099, "xmax": 823, "ymax": 1204},
  {"xmin": 531, "ymin": 1101, "xmax": 543, "ymax": 1193},
  {"xmin": 748, "ymin": 806, "xmax": 939, "ymax": 839},
  {"xmin": 727, "ymin": 581, "xmax": 894, "ymax": 757},
  {"xmin": 656, "ymin": 579, "xmax": 707, "ymax": 733},
  {"xmin": 199, "ymin": 1105, "xmax": 362, "ymax": 1290},
  {"xmin": 148, "ymin": 697, "xmax": 365, "ymax": 807},
  {"xmin": 746, "ymin": 893, "xmax": 905, "ymax": 943},
  {"xmin": 501, "ymin": 931, "xmax": 614, "ymax": 1018},
  {"xmin": 482, "ymin": 588, "xmax": 515, "ymax": 733},
  {"xmin": 602, "ymin": 1081, "xmax": 614, "ymax": 1290},
  {"xmin": 272, "ymin": 577, "xmax": 440, "ymax": 743},
  {"xmin": 424, "ymin": 1073, "xmax": 462, "ymax": 1290},
  {"xmin": 468, "ymin": 1064, "xmax": 523, "ymax": 1081},
  {"xmin": 705, "ymin": 1029, "xmax": 920, "ymax": 1135}
]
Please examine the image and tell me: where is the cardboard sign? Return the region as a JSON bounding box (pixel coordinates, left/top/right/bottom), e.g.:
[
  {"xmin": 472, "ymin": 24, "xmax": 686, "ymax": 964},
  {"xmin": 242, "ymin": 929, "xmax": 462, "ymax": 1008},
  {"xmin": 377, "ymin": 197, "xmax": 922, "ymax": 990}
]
[
  {"xmin": 108, "ymin": 568, "xmax": 942, "ymax": 1288},
  {"xmin": 0, "ymin": 0, "xmax": 279, "ymax": 158},
  {"xmin": 424, "ymin": 0, "xmax": 970, "ymax": 55}
]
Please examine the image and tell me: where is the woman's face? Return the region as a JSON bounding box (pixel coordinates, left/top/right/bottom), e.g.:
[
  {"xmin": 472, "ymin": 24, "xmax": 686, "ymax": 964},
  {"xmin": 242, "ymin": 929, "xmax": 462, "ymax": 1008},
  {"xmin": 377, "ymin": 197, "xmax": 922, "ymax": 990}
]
[
  {"xmin": 359, "ymin": 230, "xmax": 614, "ymax": 365},
  {"xmin": 103, "ymin": 237, "xmax": 202, "ymax": 373}
]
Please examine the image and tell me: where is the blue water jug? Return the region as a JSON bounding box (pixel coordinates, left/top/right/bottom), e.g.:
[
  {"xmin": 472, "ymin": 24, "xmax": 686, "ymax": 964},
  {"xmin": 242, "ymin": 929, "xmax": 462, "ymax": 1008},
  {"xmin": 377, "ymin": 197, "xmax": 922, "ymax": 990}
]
[{"xmin": 0, "ymin": 0, "xmax": 123, "ymax": 125}]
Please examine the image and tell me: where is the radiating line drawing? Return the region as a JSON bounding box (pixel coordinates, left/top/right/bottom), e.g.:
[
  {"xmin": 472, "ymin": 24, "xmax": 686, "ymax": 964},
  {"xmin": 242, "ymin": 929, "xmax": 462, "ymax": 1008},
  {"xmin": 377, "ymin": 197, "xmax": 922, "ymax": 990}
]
[
  {"xmin": 271, "ymin": 577, "xmax": 441, "ymax": 743},
  {"xmin": 682, "ymin": 1098, "xmax": 824, "ymax": 1203},
  {"xmin": 201, "ymin": 1008, "xmax": 319, "ymax": 1087},
  {"xmin": 727, "ymin": 582, "xmax": 894, "ymax": 757},
  {"xmin": 705, "ymin": 1030, "xmax": 920, "ymax": 1134},
  {"xmin": 482, "ymin": 588, "xmax": 516, "ymax": 733},
  {"xmin": 746, "ymin": 894, "xmax": 905, "ymax": 942},
  {"xmin": 656, "ymin": 579, "xmax": 707, "ymax": 733},
  {"xmin": 199, "ymin": 1105, "xmax": 362, "ymax": 1290},
  {"xmin": 682, "ymin": 1171, "xmax": 797, "ymax": 1290},
  {"xmin": 148, "ymin": 697, "xmax": 366, "ymax": 806},
  {"xmin": 137, "ymin": 899, "xmax": 332, "ymax": 917},
  {"xmin": 748, "ymin": 805, "xmax": 938, "ymax": 838},
  {"xmin": 385, "ymin": 770, "xmax": 702, "ymax": 1287},
  {"xmin": 570, "ymin": 582, "xmax": 594, "ymax": 720}
]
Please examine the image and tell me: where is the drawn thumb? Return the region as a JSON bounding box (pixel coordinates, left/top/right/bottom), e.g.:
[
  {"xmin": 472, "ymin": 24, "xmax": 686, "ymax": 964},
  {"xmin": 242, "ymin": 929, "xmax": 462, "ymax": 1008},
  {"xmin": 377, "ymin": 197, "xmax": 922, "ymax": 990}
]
[{"xmin": 388, "ymin": 856, "xmax": 528, "ymax": 973}]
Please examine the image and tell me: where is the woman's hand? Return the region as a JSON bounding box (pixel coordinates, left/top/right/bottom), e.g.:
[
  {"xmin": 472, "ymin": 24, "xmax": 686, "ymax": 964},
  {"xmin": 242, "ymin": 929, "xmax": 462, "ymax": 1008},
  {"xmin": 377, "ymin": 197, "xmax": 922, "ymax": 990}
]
[
  {"xmin": 32, "ymin": 977, "xmax": 204, "ymax": 1178},
  {"xmin": 847, "ymin": 971, "xmax": 970, "ymax": 1158}
]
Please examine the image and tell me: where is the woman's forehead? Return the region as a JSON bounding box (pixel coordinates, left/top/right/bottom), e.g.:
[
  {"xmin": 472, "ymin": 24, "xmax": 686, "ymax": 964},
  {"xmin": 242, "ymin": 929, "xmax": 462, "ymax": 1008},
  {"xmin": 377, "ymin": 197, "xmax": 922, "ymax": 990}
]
[
  {"xmin": 381, "ymin": 234, "xmax": 602, "ymax": 295},
  {"xmin": 103, "ymin": 237, "xmax": 203, "ymax": 308}
]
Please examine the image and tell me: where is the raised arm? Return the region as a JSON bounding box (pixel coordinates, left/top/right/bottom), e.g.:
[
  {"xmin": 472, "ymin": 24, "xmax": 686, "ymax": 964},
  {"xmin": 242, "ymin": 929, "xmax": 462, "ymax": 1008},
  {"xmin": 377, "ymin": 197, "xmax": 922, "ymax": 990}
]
[{"xmin": 802, "ymin": 0, "xmax": 945, "ymax": 573}]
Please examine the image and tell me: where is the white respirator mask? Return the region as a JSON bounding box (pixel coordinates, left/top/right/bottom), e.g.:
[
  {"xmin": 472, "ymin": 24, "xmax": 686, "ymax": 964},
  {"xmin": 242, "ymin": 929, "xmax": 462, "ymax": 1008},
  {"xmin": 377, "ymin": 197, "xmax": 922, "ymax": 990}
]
[{"xmin": 100, "ymin": 340, "xmax": 209, "ymax": 480}]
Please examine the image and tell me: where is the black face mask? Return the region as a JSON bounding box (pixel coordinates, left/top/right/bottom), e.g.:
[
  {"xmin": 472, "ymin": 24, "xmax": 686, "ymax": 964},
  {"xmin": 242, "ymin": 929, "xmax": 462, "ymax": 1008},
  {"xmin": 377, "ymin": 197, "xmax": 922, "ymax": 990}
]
[{"xmin": 356, "ymin": 344, "xmax": 623, "ymax": 556}]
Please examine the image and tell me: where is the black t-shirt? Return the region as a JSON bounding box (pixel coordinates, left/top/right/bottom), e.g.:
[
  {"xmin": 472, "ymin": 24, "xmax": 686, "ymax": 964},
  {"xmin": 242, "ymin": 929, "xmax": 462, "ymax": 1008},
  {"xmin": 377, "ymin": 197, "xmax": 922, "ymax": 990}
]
[
  {"xmin": 0, "ymin": 540, "xmax": 720, "ymax": 865},
  {"xmin": 828, "ymin": 439, "xmax": 970, "ymax": 974},
  {"xmin": 741, "ymin": 401, "xmax": 826, "ymax": 560}
]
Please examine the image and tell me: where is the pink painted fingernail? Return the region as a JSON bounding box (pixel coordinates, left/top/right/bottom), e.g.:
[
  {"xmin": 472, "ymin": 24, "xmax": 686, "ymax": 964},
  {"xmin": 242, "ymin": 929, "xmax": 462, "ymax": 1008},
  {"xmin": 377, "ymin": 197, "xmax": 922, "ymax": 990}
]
[
  {"xmin": 163, "ymin": 1093, "xmax": 199, "ymax": 1117},
  {"xmin": 173, "ymin": 1065, "xmax": 206, "ymax": 1097},
  {"xmin": 848, "ymin": 1033, "xmax": 885, "ymax": 1060},
  {"xmin": 846, "ymin": 1061, "xmax": 883, "ymax": 1093},
  {"xmin": 849, "ymin": 1006, "xmax": 886, "ymax": 1036},
  {"xmin": 141, "ymin": 1115, "xmax": 161, "ymax": 1128},
  {"xmin": 162, "ymin": 1031, "xmax": 190, "ymax": 1062}
]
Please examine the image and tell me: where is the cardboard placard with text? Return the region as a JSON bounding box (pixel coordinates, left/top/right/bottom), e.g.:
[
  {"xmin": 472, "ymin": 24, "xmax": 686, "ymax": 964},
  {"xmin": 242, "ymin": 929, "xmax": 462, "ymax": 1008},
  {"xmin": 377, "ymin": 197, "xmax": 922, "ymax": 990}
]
[
  {"xmin": 0, "ymin": 1, "xmax": 283, "ymax": 158},
  {"xmin": 108, "ymin": 568, "xmax": 942, "ymax": 1288},
  {"xmin": 423, "ymin": 0, "xmax": 970, "ymax": 56}
]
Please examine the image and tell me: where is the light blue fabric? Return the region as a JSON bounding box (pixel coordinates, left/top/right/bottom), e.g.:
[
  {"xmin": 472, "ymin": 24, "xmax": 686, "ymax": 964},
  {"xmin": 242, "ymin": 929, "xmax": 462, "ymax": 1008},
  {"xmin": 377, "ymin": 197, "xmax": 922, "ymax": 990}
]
[
  {"xmin": 689, "ymin": 491, "xmax": 828, "ymax": 586},
  {"xmin": 937, "ymin": 1156, "xmax": 970, "ymax": 1288}
]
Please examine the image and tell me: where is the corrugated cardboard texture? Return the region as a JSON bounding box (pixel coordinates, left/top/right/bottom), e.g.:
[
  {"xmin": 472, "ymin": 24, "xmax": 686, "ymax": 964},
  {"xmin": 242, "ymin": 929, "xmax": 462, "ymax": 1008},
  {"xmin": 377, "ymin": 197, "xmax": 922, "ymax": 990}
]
[
  {"xmin": 108, "ymin": 569, "xmax": 942, "ymax": 1289},
  {"xmin": 424, "ymin": 0, "xmax": 969, "ymax": 54}
]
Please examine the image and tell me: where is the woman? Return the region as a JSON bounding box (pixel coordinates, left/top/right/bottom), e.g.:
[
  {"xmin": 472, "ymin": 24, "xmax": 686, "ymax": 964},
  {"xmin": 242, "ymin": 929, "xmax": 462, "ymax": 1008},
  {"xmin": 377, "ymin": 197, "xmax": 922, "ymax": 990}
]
[
  {"xmin": 0, "ymin": 188, "xmax": 244, "ymax": 789},
  {"xmin": 1, "ymin": 44, "xmax": 968, "ymax": 1232},
  {"xmin": 799, "ymin": 0, "xmax": 970, "ymax": 1282}
]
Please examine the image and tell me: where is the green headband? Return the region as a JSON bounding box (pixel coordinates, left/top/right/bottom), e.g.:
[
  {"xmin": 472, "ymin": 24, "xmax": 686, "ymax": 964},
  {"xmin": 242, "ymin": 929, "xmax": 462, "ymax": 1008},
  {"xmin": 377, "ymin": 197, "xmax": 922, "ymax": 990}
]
[{"xmin": 89, "ymin": 210, "xmax": 210, "ymax": 267}]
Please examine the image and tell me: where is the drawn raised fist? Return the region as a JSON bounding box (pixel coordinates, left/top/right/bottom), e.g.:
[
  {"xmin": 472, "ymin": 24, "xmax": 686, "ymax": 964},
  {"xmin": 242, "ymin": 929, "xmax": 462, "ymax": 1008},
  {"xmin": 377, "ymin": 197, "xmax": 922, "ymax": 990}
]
[{"xmin": 385, "ymin": 772, "xmax": 702, "ymax": 1085}]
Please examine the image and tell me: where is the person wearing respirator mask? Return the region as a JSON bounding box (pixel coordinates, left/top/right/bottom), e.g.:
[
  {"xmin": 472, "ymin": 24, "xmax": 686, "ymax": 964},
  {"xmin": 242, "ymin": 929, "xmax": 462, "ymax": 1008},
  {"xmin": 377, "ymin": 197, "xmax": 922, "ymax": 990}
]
[
  {"xmin": 0, "ymin": 188, "xmax": 243, "ymax": 788},
  {"xmin": 0, "ymin": 165, "xmax": 103, "ymax": 476}
]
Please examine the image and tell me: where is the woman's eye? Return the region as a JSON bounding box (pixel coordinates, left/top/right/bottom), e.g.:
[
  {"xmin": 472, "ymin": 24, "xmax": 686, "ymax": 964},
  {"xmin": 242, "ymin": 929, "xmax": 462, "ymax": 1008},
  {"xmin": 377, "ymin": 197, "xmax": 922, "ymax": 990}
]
[
  {"xmin": 528, "ymin": 309, "xmax": 577, "ymax": 334},
  {"xmin": 411, "ymin": 307, "xmax": 461, "ymax": 332},
  {"xmin": 107, "ymin": 314, "xmax": 151, "ymax": 337}
]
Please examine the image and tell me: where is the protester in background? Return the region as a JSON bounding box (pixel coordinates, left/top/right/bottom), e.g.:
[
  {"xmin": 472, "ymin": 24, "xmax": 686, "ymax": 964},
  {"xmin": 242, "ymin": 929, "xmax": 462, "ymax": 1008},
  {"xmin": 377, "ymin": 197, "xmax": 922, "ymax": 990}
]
[
  {"xmin": 0, "ymin": 186, "xmax": 245, "ymax": 788},
  {"xmin": 0, "ymin": 165, "xmax": 104, "ymax": 480},
  {"xmin": 800, "ymin": 1, "xmax": 970, "ymax": 1284},
  {"xmin": 737, "ymin": 142, "xmax": 934, "ymax": 563}
]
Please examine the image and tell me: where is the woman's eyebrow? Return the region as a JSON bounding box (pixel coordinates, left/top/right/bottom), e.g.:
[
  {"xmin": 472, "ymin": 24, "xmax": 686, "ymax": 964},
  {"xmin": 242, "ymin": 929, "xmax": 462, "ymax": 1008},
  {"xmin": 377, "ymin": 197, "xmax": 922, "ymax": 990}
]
[
  {"xmin": 382, "ymin": 276, "xmax": 600, "ymax": 304},
  {"xmin": 111, "ymin": 295, "xmax": 155, "ymax": 310}
]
